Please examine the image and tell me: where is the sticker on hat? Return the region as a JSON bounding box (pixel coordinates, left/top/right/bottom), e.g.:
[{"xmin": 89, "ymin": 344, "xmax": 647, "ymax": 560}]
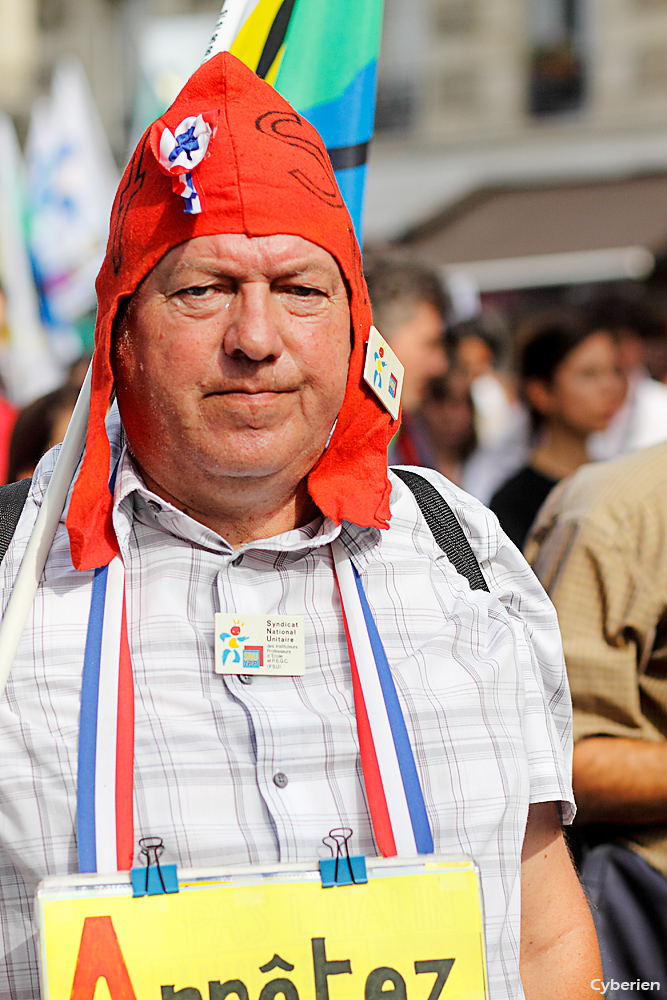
[
  {"xmin": 363, "ymin": 326, "xmax": 404, "ymax": 420},
  {"xmin": 154, "ymin": 111, "xmax": 218, "ymax": 215}
]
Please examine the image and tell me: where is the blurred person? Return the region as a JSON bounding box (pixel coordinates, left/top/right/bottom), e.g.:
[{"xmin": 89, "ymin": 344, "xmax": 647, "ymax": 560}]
[
  {"xmin": 67, "ymin": 352, "xmax": 92, "ymax": 390},
  {"xmin": 418, "ymin": 370, "xmax": 477, "ymax": 485},
  {"xmin": 489, "ymin": 312, "xmax": 623, "ymax": 550},
  {"xmin": 7, "ymin": 383, "xmax": 79, "ymax": 483},
  {"xmin": 364, "ymin": 254, "xmax": 448, "ymax": 466},
  {"xmin": 526, "ymin": 442, "xmax": 667, "ymax": 991},
  {"xmin": 0, "ymin": 284, "xmax": 18, "ymax": 484},
  {"xmin": 464, "ymin": 294, "xmax": 667, "ymax": 505},
  {"xmin": 586, "ymin": 294, "xmax": 667, "ymax": 460},
  {"xmin": 448, "ymin": 315, "xmax": 519, "ymax": 448}
]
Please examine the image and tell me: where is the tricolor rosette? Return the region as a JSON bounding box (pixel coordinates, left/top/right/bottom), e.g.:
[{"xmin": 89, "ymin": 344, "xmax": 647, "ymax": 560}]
[{"xmin": 153, "ymin": 111, "xmax": 218, "ymax": 215}]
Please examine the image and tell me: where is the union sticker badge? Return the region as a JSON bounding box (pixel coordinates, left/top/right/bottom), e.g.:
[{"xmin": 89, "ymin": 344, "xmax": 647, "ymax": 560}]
[{"xmin": 363, "ymin": 325, "xmax": 404, "ymax": 420}]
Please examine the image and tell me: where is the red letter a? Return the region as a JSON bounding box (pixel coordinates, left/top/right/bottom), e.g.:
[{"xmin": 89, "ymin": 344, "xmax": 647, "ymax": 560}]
[{"xmin": 69, "ymin": 915, "xmax": 137, "ymax": 1000}]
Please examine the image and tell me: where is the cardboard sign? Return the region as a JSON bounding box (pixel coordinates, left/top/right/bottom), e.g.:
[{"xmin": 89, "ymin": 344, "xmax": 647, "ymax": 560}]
[{"xmin": 36, "ymin": 856, "xmax": 488, "ymax": 1000}]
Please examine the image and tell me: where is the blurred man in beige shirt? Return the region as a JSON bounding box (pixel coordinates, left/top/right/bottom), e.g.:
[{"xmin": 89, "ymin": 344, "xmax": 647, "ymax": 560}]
[{"xmin": 527, "ymin": 441, "xmax": 667, "ymax": 990}]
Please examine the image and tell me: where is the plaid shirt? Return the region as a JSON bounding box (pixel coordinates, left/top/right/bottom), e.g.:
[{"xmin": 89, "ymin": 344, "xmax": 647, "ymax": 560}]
[{"xmin": 0, "ymin": 415, "xmax": 573, "ymax": 1000}]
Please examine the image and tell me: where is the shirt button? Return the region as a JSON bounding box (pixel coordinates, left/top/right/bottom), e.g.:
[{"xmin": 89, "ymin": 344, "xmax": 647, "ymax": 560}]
[
  {"xmin": 273, "ymin": 772, "xmax": 288, "ymax": 788},
  {"xmin": 232, "ymin": 554, "xmax": 243, "ymax": 567},
  {"xmin": 239, "ymin": 674, "xmax": 254, "ymax": 685}
]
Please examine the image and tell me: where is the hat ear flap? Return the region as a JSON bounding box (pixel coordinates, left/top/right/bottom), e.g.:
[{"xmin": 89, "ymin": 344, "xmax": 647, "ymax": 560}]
[{"xmin": 66, "ymin": 313, "xmax": 119, "ymax": 571}]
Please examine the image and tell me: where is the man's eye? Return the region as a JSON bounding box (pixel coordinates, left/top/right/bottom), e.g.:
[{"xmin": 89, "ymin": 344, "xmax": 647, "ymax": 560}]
[
  {"xmin": 182, "ymin": 285, "xmax": 213, "ymax": 297},
  {"xmin": 287, "ymin": 285, "xmax": 323, "ymax": 297}
]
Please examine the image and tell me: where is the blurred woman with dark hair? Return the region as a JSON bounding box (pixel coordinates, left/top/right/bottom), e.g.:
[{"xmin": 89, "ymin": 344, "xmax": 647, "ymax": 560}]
[
  {"xmin": 489, "ymin": 312, "xmax": 623, "ymax": 549},
  {"xmin": 7, "ymin": 384, "xmax": 79, "ymax": 484},
  {"xmin": 419, "ymin": 370, "xmax": 477, "ymax": 485}
]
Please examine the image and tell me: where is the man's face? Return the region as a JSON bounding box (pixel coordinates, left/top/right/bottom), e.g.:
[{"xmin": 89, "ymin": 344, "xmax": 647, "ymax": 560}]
[
  {"xmin": 388, "ymin": 300, "xmax": 447, "ymax": 412},
  {"xmin": 113, "ymin": 233, "xmax": 351, "ymax": 504}
]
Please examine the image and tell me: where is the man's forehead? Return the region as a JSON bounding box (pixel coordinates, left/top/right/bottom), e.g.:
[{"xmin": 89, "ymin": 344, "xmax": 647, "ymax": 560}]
[{"xmin": 152, "ymin": 232, "xmax": 344, "ymax": 283}]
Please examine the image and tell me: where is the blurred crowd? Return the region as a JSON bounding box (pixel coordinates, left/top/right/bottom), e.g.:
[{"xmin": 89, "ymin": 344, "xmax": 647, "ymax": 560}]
[
  {"xmin": 0, "ymin": 283, "xmax": 87, "ymax": 485},
  {"xmin": 364, "ymin": 251, "xmax": 667, "ymax": 548},
  {"xmin": 365, "ymin": 250, "xmax": 667, "ymax": 989}
]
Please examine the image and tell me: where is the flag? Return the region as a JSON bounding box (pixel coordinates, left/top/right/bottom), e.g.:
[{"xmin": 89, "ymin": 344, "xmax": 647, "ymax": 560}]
[
  {"xmin": 0, "ymin": 112, "xmax": 60, "ymax": 405},
  {"xmin": 128, "ymin": 14, "xmax": 223, "ymax": 154},
  {"xmin": 25, "ymin": 57, "xmax": 118, "ymax": 329},
  {"xmin": 206, "ymin": 0, "xmax": 385, "ymax": 236}
]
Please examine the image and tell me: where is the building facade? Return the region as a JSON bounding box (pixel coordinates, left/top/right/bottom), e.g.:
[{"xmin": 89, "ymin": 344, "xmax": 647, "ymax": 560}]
[
  {"xmin": 3, "ymin": 0, "xmax": 667, "ymax": 233},
  {"xmin": 368, "ymin": 0, "xmax": 667, "ymax": 240}
]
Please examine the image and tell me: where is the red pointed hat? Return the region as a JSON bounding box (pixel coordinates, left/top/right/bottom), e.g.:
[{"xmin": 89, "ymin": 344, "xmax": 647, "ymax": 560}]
[{"xmin": 66, "ymin": 52, "xmax": 398, "ymax": 571}]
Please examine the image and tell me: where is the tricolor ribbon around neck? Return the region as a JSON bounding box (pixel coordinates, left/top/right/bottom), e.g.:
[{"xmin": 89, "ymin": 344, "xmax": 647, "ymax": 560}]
[
  {"xmin": 331, "ymin": 540, "xmax": 433, "ymax": 857},
  {"xmin": 76, "ymin": 535, "xmax": 433, "ymax": 872},
  {"xmin": 77, "ymin": 554, "xmax": 134, "ymax": 872}
]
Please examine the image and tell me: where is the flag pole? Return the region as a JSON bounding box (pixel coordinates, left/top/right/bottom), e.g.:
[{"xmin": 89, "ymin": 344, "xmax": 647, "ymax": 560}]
[
  {"xmin": 0, "ymin": 365, "xmax": 91, "ymax": 700},
  {"xmin": 203, "ymin": 0, "xmax": 253, "ymax": 63}
]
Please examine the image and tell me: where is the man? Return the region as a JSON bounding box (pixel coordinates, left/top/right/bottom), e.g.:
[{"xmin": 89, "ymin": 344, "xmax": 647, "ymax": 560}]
[
  {"xmin": 527, "ymin": 442, "xmax": 667, "ymax": 988},
  {"xmin": 0, "ymin": 53, "xmax": 599, "ymax": 999},
  {"xmin": 363, "ymin": 254, "xmax": 448, "ymax": 466}
]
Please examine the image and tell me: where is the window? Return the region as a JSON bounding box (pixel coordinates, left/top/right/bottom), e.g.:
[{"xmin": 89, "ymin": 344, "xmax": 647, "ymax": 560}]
[
  {"xmin": 528, "ymin": 0, "xmax": 586, "ymax": 116},
  {"xmin": 38, "ymin": 0, "xmax": 66, "ymax": 32},
  {"xmin": 375, "ymin": 0, "xmax": 426, "ymax": 134},
  {"xmin": 435, "ymin": 68, "xmax": 480, "ymax": 112},
  {"xmin": 635, "ymin": 45, "xmax": 667, "ymax": 91},
  {"xmin": 434, "ymin": 0, "xmax": 479, "ymax": 36},
  {"xmin": 375, "ymin": 80, "xmax": 416, "ymax": 133}
]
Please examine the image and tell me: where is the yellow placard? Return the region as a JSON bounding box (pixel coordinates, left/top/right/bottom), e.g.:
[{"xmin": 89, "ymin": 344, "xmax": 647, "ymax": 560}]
[{"xmin": 37, "ymin": 858, "xmax": 488, "ymax": 1000}]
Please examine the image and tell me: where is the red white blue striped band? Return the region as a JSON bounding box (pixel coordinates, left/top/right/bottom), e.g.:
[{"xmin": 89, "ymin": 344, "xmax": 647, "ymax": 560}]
[{"xmin": 78, "ymin": 555, "xmax": 134, "ymax": 873}]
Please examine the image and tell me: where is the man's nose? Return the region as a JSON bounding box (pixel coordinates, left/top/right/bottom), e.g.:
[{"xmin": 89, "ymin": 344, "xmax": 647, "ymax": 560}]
[{"xmin": 222, "ymin": 284, "xmax": 283, "ymax": 361}]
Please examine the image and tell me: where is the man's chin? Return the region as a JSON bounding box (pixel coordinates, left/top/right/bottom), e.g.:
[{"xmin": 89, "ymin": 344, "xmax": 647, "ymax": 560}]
[{"xmin": 199, "ymin": 437, "xmax": 326, "ymax": 483}]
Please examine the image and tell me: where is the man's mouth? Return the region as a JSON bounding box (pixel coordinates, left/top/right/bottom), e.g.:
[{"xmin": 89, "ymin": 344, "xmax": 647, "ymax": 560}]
[{"xmin": 204, "ymin": 386, "xmax": 296, "ymax": 397}]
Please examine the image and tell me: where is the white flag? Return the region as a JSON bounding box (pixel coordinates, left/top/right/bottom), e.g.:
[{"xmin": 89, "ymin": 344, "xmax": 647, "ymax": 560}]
[
  {"xmin": 0, "ymin": 112, "xmax": 60, "ymax": 405},
  {"xmin": 26, "ymin": 57, "xmax": 118, "ymax": 326}
]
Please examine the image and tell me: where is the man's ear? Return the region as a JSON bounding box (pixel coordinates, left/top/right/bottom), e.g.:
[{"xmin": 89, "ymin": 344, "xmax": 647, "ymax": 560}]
[
  {"xmin": 524, "ymin": 376, "xmax": 554, "ymax": 419},
  {"xmin": 110, "ymin": 295, "xmax": 134, "ymax": 379}
]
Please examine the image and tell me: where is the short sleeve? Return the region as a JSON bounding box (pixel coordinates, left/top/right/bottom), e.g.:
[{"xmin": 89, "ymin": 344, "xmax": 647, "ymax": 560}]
[
  {"xmin": 530, "ymin": 507, "xmax": 667, "ymax": 745},
  {"xmin": 393, "ymin": 467, "xmax": 576, "ymax": 824}
]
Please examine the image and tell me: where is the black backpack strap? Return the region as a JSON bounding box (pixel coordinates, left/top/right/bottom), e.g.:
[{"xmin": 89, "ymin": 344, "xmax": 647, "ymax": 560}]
[
  {"xmin": 391, "ymin": 468, "xmax": 489, "ymax": 593},
  {"xmin": 0, "ymin": 478, "xmax": 32, "ymax": 565}
]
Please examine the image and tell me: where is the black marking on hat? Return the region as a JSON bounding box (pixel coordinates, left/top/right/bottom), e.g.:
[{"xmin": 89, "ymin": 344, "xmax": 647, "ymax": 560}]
[
  {"xmin": 328, "ymin": 141, "xmax": 369, "ymax": 172},
  {"xmin": 256, "ymin": 0, "xmax": 296, "ymax": 80},
  {"xmin": 255, "ymin": 110, "xmax": 344, "ymax": 208},
  {"xmin": 111, "ymin": 133, "xmax": 149, "ymax": 275}
]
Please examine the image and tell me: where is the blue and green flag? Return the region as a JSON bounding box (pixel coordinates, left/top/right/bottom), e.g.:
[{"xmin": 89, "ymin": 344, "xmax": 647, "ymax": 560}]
[{"xmin": 206, "ymin": 0, "xmax": 385, "ymax": 236}]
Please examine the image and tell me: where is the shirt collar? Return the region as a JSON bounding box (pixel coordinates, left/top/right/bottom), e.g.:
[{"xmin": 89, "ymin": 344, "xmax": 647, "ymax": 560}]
[{"xmin": 111, "ymin": 440, "xmax": 346, "ymax": 559}]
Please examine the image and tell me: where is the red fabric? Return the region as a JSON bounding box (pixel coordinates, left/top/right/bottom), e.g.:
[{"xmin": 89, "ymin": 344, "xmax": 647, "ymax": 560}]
[
  {"xmin": 0, "ymin": 395, "xmax": 17, "ymax": 485},
  {"xmin": 66, "ymin": 52, "xmax": 398, "ymax": 571}
]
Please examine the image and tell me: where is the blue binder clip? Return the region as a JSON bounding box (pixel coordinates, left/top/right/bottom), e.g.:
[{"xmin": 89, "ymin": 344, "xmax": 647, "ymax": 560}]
[
  {"xmin": 131, "ymin": 837, "xmax": 179, "ymax": 897},
  {"xmin": 320, "ymin": 828, "xmax": 367, "ymax": 888}
]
